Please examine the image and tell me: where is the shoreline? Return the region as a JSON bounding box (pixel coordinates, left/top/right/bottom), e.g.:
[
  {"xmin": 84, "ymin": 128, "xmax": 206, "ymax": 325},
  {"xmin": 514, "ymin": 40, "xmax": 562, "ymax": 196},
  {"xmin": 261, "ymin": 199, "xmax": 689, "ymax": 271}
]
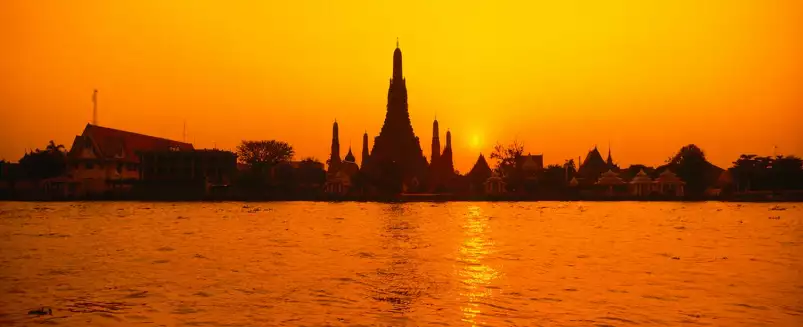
[{"xmin": 3, "ymin": 195, "xmax": 801, "ymax": 203}]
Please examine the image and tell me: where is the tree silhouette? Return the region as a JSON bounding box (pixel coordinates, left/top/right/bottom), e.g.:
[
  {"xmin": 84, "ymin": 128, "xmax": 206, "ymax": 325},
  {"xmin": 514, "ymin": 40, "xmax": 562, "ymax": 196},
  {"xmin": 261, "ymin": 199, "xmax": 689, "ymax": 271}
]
[
  {"xmin": 236, "ymin": 140, "xmax": 294, "ymax": 171},
  {"xmin": 45, "ymin": 140, "xmax": 65, "ymax": 154},
  {"xmin": 732, "ymin": 155, "xmax": 803, "ymax": 191},
  {"xmin": 490, "ymin": 139, "xmax": 524, "ymax": 176},
  {"xmin": 667, "ymin": 144, "xmax": 711, "ymax": 195},
  {"xmin": 296, "ymin": 157, "xmax": 326, "ymax": 188},
  {"xmin": 541, "ymin": 164, "xmax": 567, "ymax": 189},
  {"xmin": 19, "ymin": 140, "xmax": 67, "ymax": 180}
]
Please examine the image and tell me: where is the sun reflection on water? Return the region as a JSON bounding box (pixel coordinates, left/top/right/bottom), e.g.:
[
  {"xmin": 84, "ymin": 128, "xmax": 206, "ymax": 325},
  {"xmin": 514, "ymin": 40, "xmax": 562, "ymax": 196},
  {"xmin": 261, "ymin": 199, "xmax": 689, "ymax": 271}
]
[{"xmin": 459, "ymin": 206, "xmax": 498, "ymax": 326}]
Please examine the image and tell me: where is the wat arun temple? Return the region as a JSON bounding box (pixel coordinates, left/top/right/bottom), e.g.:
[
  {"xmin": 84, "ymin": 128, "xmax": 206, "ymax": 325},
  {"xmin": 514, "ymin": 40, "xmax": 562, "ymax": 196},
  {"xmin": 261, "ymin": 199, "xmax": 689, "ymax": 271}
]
[{"xmin": 325, "ymin": 41, "xmax": 457, "ymax": 195}]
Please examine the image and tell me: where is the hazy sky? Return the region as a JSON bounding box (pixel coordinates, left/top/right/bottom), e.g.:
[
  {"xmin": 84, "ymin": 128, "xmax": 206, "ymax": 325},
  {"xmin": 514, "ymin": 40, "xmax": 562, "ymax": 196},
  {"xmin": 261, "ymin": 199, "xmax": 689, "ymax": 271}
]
[{"xmin": 2, "ymin": 1, "xmax": 801, "ymax": 171}]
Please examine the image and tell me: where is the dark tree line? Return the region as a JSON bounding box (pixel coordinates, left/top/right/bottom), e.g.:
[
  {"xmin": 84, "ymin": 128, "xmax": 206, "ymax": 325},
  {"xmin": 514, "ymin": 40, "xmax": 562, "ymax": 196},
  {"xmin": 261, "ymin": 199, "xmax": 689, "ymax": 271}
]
[
  {"xmin": 18, "ymin": 140, "xmax": 67, "ymax": 180},
  {"xmin": 731, "ymin": 155, "xmax": 803, "ymax": 192},
  {"xmin": 234, "ymin": 140, "xmax": 325, "ymax": 196},
  {"xmin": 487, "ymin": 140, "xmax": 803, "ymax": 197}
]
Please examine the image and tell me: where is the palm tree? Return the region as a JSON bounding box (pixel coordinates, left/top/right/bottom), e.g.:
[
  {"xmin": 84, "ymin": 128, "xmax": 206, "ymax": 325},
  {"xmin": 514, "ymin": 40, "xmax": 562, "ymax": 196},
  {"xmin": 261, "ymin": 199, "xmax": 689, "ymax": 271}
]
[{"xmin": 45, "ymin": 140, "xmax": 65, "ymax": 154}]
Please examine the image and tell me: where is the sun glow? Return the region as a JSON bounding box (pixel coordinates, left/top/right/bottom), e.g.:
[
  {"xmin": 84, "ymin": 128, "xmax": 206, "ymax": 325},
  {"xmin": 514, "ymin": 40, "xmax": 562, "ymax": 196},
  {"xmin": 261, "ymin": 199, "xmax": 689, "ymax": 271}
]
[{"xmin": 470, "ymin": 134, "xmax": 481, "ymax": 149}]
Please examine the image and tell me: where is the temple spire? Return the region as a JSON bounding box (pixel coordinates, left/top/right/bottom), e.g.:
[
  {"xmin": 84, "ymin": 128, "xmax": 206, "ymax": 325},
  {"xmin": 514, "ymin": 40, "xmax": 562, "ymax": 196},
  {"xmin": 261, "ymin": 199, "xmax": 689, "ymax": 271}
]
[
  {"xmin": 431, "ymin": 119, "xmax": 441, "ymax": 166},
  {"xmin": 606, "ymin": 142, "xmax": 614, "ymax": 166},
  {"xmin": 329, "ymin": 120, "xmax": 341, "ymax": 172},
  {"xmin": 392, "ymin": 39, "xmax": 403, "ymax": 80},
  {"xmin": 361, "ymin": 131, "xmax": 370, "ymax": 168}
]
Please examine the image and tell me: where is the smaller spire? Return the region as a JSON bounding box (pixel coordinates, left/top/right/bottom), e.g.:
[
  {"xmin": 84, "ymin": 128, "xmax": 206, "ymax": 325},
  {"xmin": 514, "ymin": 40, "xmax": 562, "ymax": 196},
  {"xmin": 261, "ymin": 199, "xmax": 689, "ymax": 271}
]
[
  {"xmin": 396, "ymin": 37, "xmax": 399, "ymax": 48},
  {"xmin": 345, "ymin": 146, "xmax": 356, "ymax": 163}
]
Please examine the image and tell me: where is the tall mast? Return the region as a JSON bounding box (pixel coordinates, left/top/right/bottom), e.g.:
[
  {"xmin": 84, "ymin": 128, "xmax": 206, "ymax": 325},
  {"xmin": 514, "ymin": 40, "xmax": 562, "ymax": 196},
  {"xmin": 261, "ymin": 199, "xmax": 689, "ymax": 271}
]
[{"xmin": 92, "ymin": 89, "xmax": 98, "ymax": 125}]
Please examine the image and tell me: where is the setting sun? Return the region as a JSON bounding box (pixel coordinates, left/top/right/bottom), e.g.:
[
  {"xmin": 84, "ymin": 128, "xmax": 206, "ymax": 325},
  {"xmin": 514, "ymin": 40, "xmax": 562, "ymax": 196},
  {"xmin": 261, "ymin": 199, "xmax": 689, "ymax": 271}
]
[{"xmin": 470, "ymin": 134, "xmax": 482, "ymax": 150}]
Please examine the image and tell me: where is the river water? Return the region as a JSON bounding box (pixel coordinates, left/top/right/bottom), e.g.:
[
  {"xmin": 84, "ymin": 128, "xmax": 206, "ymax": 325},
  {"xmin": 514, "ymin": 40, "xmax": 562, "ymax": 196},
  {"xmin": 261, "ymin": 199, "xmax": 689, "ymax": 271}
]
[{"xmin": 0, "ymin": 202, "xmax": 801, "ymax": 326}]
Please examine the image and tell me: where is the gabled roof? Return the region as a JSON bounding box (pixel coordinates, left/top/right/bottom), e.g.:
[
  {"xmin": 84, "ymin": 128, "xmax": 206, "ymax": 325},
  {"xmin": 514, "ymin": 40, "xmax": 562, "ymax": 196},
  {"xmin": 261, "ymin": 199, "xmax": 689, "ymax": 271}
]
[
  {"xmin": 656, "ymin": 169, "xmax": 684, "ymax": 184},
  {"xmin": 68, "ymin": 124, "xmax": 193, "ymax": 163},
  {"xmin": 630, "ymin": 169, "xmax": 653, "ymax": 184},
  {"xmin": 596, "ymin": 169, "xmax": 625, "ymax": 185},
  {"xmin": 467, "ymin": 154, "xmax": 492, "ymax": 178},
  {"xmin": 517, "ymin": 154, "xmax": 544, "ymax": 171},
  {"xmin": 579, "ymin": 147, "xmax": 607, "ymax": 175}
]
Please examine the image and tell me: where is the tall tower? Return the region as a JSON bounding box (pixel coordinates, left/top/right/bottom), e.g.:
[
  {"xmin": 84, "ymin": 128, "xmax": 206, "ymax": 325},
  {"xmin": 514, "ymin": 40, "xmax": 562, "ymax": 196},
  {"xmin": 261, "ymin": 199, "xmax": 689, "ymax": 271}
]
[
  {"xmin": 361, "ymin": 131, "xmax": 370, "ymax": 168},
  {"xmin": 431, "ymin": 119, "xmax": 441, "ymax": 166},
  {"xmin": 364, "ymin": 41, "xmax": 429, "ymax": 192},
  {"xmin": 329, "ymin": 120, "xmax": 341, "ymax": 172},
  {"xmin": 440, "ymin": 129, "xmax": 454, "ymax": 175},
  {"xmin": 606, "ymin": 144, "xmax": 614, "ymax": 167}
]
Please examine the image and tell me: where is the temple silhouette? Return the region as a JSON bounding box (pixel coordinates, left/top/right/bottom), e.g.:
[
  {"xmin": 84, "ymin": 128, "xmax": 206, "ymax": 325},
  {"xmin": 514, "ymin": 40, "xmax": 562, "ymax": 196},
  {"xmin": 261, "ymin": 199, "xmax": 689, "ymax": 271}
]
[
  {"xmin": 7, "ymin": 40, "xmax": 797, "ymax": 201},
  {"xmin": 326, "ymin": 41, "xmax": 453, "ymax": 195}
]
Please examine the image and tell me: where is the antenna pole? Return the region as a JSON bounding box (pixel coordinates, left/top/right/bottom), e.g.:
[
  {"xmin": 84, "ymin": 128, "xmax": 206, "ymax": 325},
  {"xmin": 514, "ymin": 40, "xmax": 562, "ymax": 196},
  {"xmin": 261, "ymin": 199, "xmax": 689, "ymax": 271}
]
[
  {"xmin": 92, "ymin": 89, "xmax": 98, "ymax": 125},
  {"xmin": 183, "ymin": 121, "xmax": 187, "ymax": 143}
]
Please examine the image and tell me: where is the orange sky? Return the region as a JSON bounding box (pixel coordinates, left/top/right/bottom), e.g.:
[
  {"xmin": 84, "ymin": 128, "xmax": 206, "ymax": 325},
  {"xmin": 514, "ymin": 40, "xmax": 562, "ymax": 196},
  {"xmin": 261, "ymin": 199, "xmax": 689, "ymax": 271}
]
[{"xmin": 2, "ymin": 0, "xmax": 801, "ymax": 172}]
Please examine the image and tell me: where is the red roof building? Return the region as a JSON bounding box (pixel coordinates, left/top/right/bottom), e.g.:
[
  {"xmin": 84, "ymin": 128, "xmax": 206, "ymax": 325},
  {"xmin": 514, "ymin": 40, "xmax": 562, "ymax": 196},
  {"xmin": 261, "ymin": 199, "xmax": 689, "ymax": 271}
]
[{"xmin": 65, "ymin": 124, "xmax": 193, "ymax": 196}]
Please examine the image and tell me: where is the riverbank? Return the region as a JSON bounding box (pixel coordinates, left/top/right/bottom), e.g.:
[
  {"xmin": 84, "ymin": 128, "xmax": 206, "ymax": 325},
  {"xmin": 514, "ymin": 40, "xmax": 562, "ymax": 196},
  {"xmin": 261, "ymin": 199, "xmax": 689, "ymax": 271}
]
[{"xmin": 3, "ymin": 191, "xmax": 802, "ymax": 202}]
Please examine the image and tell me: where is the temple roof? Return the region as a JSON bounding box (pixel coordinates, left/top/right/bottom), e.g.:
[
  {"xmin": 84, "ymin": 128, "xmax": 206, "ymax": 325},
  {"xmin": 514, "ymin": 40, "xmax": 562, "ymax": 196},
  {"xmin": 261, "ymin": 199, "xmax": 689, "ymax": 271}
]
[
  {"xmin": 68, "ymin": 124, "xmax": 193, "ymax": 163},
  {"xmin": 517, "ymin": 154, "xmax": 544, "ymax": 171},
  {"xmin": 630, "ymin": 169, "xmax": 653, "ymax": 184},
  {"xmin": 579, "ymin": 147, "xmax": 607, "ymax": 175},
  {"xmin": 656, "ymin": 169, "xmax": 684, "ymax": 184},
  {"xmin": 344, "ymin": 147, "xmax": 356, "ymax": 163},
  {"xmin": 468, "ymin": 154, "xmax": 492, "ymax": 179},
  {"xmin": 597, "ymin": 169, "xmax": 625, "ymax": 185}
]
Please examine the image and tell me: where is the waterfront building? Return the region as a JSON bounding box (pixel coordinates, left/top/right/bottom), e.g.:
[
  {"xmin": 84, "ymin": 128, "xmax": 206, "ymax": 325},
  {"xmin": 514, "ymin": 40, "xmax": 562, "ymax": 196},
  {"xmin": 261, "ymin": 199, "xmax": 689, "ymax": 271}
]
[
  {"xmin": 629, "ymin": 169, "xmax": 653, "ymax": 197},
  {"xmin": 484, "ymin": 172, "xmax": 506, "ymax": 195},
  {"xmin": 467, "ymin": 153, "xmax": 492, "ymax": 193},
  {"xmin": 324, "ymin": 124, "xmax": 359, "ymax": 196},
  {"xmin": 655, "ymin": 169, "xmax": 685, "ymax": 197},
  {"xmin": 596, "ymin": 169, "xmax": 626, "ymax": 196},
  {"xmin": 64, "ymin": 124, "xmax": 193, "ymax": 196}
]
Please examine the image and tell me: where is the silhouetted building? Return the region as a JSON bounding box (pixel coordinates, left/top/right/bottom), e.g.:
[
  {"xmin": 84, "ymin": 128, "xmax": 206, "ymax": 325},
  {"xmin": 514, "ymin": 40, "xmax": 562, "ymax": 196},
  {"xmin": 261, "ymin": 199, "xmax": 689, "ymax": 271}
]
[
  {"xmin": 606, "ymin": 147, "xmax": 618, "ymax": 169},
  {"xmin": 429, "ymin": 129, "xmax": 456, "ymax": 191},
  {"xmin": 430, "ymin": 119, "xmax": 441, "ymax": 167},
  {"xmin": 577, "ymin": 146, "xmax": 614, "ymax": 185},
  {"xmin": 138, "ymin": 149, "xmax": 236, "ymax": 184},
  {"xmin": 325, "ymin": 147, "xmax": 359, "ymax": 196},
  {"xmin": 440, "ymin": 130, "xmax": 455, "ymax": 174},
  {"xmin": 65, "ymin": 124, "xmax": 193, "ymax": 196},
  {"xmin": 361, "ymin": 131, "xmax": 370, "ymax": 168},
  {"xmin": 655, "ymin": 169, "xmax": 685, "ymax": 197},
  {"xmin": 138, "ymin": 149, "xmax": 237, "ymax": 197},
  {"xmin": 485, "ymin": 172, "xmax": 506, "ymax": 195},
  {"xmin": 596, "ymin": 169, "xmax": 626, "ymax": 196},
  {"xmin": 362, "ymin": 43, "xmax": 430, "ymax": 193},
  {"xmin": 518, "ymin": 154, "xmax": 544, "ymax": 173},
  {"xmin": 328, "ymin": 120, "xmax": 341, "ymax": 173},
  {"xmin": 467, "ymin": 153, "xmax": 492, "ymax": 193},
  {"xmin": 629, "ymin": 169, "xmax": 653, "ymax": 197}
]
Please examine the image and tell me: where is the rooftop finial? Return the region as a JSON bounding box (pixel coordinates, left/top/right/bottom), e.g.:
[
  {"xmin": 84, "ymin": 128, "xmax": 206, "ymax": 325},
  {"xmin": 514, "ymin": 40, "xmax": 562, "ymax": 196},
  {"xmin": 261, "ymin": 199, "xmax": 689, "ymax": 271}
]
[{"xmin": 396, "ymin": 37, "xmax": 399, "ymax": 48}]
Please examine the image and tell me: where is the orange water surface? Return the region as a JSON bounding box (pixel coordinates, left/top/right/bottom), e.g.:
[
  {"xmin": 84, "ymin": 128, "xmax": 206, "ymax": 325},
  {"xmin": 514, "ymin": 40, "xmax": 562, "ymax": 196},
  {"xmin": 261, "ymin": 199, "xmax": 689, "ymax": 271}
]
[{"xmin": 0, "ymin": 202, "xmax": 801, "ymax": 326}]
